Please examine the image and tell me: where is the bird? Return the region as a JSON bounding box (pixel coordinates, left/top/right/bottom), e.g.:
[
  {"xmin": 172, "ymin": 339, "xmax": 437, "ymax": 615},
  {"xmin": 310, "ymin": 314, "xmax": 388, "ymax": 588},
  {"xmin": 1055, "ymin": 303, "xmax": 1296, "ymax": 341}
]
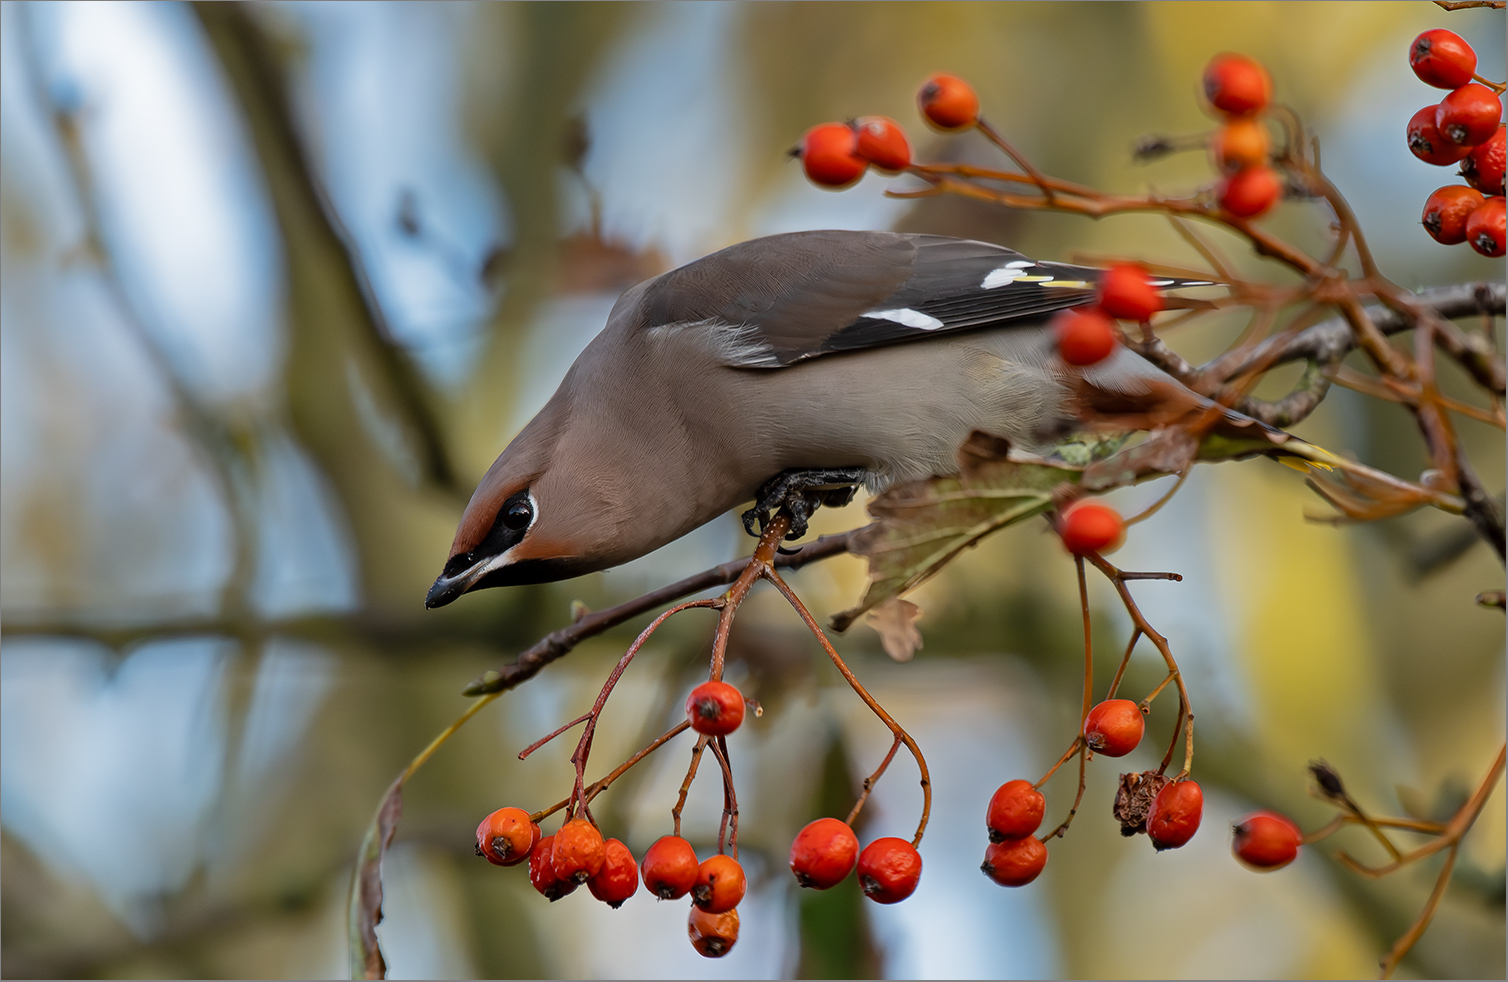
[{"xmin": 425, "ymin": 228, "xmax": 1231, "ymax": 609}]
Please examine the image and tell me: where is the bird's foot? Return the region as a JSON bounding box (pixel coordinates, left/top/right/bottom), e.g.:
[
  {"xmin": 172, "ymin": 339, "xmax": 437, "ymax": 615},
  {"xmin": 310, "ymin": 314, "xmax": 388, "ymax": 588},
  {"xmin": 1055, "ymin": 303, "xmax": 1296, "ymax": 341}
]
[{"xmin": 740, "ymin": 467, "xmax": 866, "ymax": 541}]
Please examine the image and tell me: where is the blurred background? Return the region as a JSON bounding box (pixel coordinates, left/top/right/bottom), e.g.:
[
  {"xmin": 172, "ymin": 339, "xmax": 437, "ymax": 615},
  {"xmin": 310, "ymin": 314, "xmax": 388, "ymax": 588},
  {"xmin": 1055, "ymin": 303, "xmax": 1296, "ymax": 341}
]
[{"xmin": 2, "ymin": 2, "xmax": 1504, "ymax": 978}]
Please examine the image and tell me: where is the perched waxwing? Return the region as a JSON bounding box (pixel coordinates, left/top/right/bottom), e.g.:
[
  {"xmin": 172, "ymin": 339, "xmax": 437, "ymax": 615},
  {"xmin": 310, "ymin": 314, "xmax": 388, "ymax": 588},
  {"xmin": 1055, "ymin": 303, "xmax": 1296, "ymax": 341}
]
[{"xmin": 426, "ymin": 229, "xmax": 1229, "ymax": 608}]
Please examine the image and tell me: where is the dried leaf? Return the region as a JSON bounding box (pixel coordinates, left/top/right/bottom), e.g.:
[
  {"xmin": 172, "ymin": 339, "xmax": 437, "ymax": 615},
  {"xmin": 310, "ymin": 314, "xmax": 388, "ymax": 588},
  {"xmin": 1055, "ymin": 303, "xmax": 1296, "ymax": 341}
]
[
  {"xmin": 866, "ymin": 598, "xmax": 924, "ymax": 662},
  {"xmin": 1113, "ymin": 770, "xmax": 1171, "ymax": 836},
  {"xmin": 348, "ymin": 776, "xmax": 404, "ymax": 980}
]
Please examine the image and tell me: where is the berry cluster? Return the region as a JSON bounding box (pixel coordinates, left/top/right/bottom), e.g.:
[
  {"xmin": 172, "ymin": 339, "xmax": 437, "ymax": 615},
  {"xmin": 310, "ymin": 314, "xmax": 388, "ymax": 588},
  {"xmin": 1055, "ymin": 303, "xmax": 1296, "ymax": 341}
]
[
  {"xmin": 1202, "ymin": 54, "xmax": 1283, "ymax": 218},
  {"xmin": 1406, "ymin": 29, "xmax": 1505, "ymax": 257},
  {"xmin": 789, "ymin": 819, "xmax": 924, "ymax": 904}
]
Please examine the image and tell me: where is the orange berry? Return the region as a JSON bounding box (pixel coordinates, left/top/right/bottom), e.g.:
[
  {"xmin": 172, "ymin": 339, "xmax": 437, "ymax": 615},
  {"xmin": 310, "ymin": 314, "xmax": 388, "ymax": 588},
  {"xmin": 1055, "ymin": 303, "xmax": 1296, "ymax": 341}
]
[
  {"xmin": 641, "ymin": 835, "xmax": 700, "ymax": 900},
  {"xmin": 587, "ymin": 837, "xmax": 639, "ymax": 907},
  {"xmin": 475, "ymin": 806, "xmax": 539, "ymax": 867},
  {"xmin": 1147, "ymin": 779, "xmax": 1204, "ymax": 850},
  {"xmin": 1202, "ymin": 53, "xmax": 1271, "ymax": 116},
  {"xmin": 688, "ymin": 905, "xmax": 740, "ymax": 958},
  {"xmin": 1097, "ymin": 263, "xmax": 1163, "ymax": 322},
  {"xmin": 1407, "ymin": 105, "xmax": 1472, "ymax": 166},
  {"xmin": 797, "ymin": 122, "xmax": 867, "ymax": 188},
  {"xmin": 986, "ymin": 779, "xmax": 1045, "ymax": 842},
  {"xmin": 1059, "ymin": 501, "xmax": 1125, "ymax": 556},
  {"xmin": 1435, "ymin": 83, "xmax": 1502, "ymax": 147},
  {"xmin": 789, "ymin": 817, "xmax": 859, "ymax": 889},
  {"xmin": 853, "ymin": 115, "xmax": 912, "ymax": 172},
  {"xmin": 1422, "ymin": 185, "xmax": 1486, "ymax": 244},
  {"xmin": 1210, "ymin": 117, "xmax": 1271, "ymax": 173},
  {"xmin": 1466, "ymin": 196, "xmax": 1506, "ymax": 257},
  {"xmin": 918, "ymin": 73, "xmax": 979, "ymax": 130},
  {"xmin": 1232, "ymin": 810, "xmax": 1303, "ymax": 870},
  {"xmin": 551, "ymin": 818, "xmax": 606, "ymax": 884},
  {"xmin": 692, "ymin": 854, "xmax": 747, "ymax": 913},
  {"xmin": 1083, "ymin": 699, "xmax": 1144, "ymax": 758},
  {"xmin": 1462, "ymin": 124, "xmax": 1506, "ymax": 195},
  {"xmin": 1051, "ymin": 306, "xmax": 1118, "ymax": 366},
  {"xmin": 1217, "ymin": 165, "xmax": 1282, "ymax": 218},
  {"xmin": 686, "ymin": 680, "xmax": 746, "ymax": 736},
  {"xmin": 528, "ymin": 834, "xmax": 577, "ymax": 901},
  {"xmin": 981, "ymin": 835, "xmax": 1048, "ymax": 887},
  {"xmin": 856, "ymin": 837, "xmax": 922, "ymax": 904},
  {"xmin": 1410, "ymin": 29, "xmax": 1477, "ymax": 90}
]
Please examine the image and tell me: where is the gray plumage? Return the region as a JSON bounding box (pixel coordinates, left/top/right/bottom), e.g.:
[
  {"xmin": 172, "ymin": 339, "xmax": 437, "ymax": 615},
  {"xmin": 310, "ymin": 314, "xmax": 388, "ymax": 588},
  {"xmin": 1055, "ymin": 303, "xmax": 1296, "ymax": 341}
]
[{"xmin": 426, "ymin": 229, "xmax": 1205, "ymax": 607}]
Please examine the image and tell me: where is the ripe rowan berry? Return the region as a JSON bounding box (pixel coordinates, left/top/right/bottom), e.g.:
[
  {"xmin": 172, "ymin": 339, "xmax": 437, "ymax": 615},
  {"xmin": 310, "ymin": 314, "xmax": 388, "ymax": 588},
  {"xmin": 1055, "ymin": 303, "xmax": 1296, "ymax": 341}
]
[
  {"xmin": 686, "ymin": 680, "xmax": 746, "ymax": 736},
  {"xmin": 1410, "ymin": 29, "xmax": 1478, "ymax": 90},
  {"xmin": 789, "ymin": 817, "xmax": 859, "ymax": 889},
  {"xmin": 853, "ymin": 115, "xmax": 912, "ymax": 172},
  {"xmin": 1217, "ymin": 166, "xmax": 1282, "ymax": 218},
  {"xmin": 529, "ymin": 835, "xmax": 577, "ymax": 901},
  {"xmin": 1051, "ymin": 307, "xmax": 1118, "ymax": 366},
  {"xmin": 1146, "ymin": 778, "xmax": 1204, "ymax": 850},
  {"xmin": 1083, "ymin": 699, "xmax": 1144, "ymax": 757},
  {"xmin": 1466, "ymin": 195, "xmax": 1506, "ymax": 257},
  {"xmin": 918, "ymin": 73, "xmax": 979, "ymax": 130},
  {"xmin": 1422, "ymin": 185, "xmax": 1486, "ymax": 244},
  {"xmin": 987, "ymin": 779, "xmax": 1045, "ymax": 842},
  {"xmin": 692, "ymin": 854, "xmax": 747, "ymax": 913},
  {"xmin": 475, "ymin": 806, "xmax": 539, "ymax": 867},
  {"xmin": 1202, "ymin": 53, "xmax": 1271, "ymax": 116},
  {"xmin": 1462, "ymin": 124, "xmax": 1506, "ymax": 195},
  {"xmin": 1059, "ymin": 501, "xmax": 1125, "ymax": 556},
  {"xmin": 587, "ymin": 837, "xmax": 639, "ymax": 907},
  {"xmin": 641, "ymin": 835, "xmax": 700, "ymax": 900},
  {"xmin": 551, "ymin": 817, "xmax": 606, "ymax": 884},
  {"xmin": 798, "ymin": 122, "xmax": 867, "ymax": 189},
  {"xmin": 1210, "ymin": 117, "xmax": 1271, "ymax": 173},
  {"xmin": 688, "ymin": 906, "xmax": 740, "ymax": 959},
  {"xmin": 856, "ymin": 837, "xmax": 923, "ymax": 904},
  {"xmin": 1407, "ymin": 105, "xmax": 1471, "ymax": 165},
  {"xmin": 1097, "ymin": 264, "xmax": 1163, "ymax": 323},
  {"xmin": 1436, "ymin": 84, "xmax": 1503, "ymax": 148},
  {"xmin": 1232, "ymin": 810, "xmax": 1303, "ymax": 871},
  {"xmin": 981, "ymin": 835, "xmax": 1048, "ymax": 887}
]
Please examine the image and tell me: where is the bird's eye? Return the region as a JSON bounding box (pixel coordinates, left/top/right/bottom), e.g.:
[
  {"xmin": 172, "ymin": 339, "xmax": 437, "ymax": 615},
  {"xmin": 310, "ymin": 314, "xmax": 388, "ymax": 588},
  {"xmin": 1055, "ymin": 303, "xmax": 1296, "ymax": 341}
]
[{"xmin": 502, "ymin": 498, "xmax": 533, "ymax": 531}]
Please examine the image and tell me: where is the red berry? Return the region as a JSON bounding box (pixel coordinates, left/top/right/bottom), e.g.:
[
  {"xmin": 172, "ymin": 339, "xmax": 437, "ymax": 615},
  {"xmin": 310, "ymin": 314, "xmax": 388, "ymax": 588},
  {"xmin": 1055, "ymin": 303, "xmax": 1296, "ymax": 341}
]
[
  {"xmin": 789, "ymin": 818, "xmax": 859, "ymax": 889},
  {"xmin": 475, "ymin": 806, "xmax": 539, "ymax": 867},
  {"xmin": 686, "ymin": 680, "xmax": 746, "ymax": 736},
  {"xmin": 986, "ymin": 780, "xmax": 1045, "ymax": 841},
  {"xmin": 587, "ymin": 837, "xmax": 639, "ymax": 907},
  {"xmin": 692, "ymin": 854, "xmax": 746, "ymax": 913},
  {"xmin": 1059, "ymin": 501, "xmax": 1125, "ymax": 556},
  {"xmin": 918, "ymin": 73, "xmax": 979, "ymax": 130},
  {"xmin": 529, "ymin": 835, "xmax": 577, "ymax": 901},
  {"xmin": 1466, "ymin": 196, "xmax": 1506, "ymax": 257},
  {"xmin": 1232, "ymin": 810, "xmax": 1303, "ymax": 871},
  {"xmin": 1462, "ymin": 124, "xmax": 1506, "ymax": 195},
  {"xmin": 1147, "ymin": 778, "xmax": 1204, "ymax": 850},
  {"xmin": 798, "ymin": 122, "xmax": 867, "ymax": 188},
  {"xmin": 1422, "ymin": 185, "xmax": 1486, "ymax": 244},
  {"xmin": 1097, "ymin": 264, "xmax": 1163, "ymax": 322},
  {"xmin": 853, "ymin": 115, "xmax": 912, "ymax": 172},
  {"xmin": 1410, "ymin": 29, "xmax": 1478, "ymax": 90},
  {"xmin": 551, "ymin": 818, "xmax": 605, "ymax": 884},
  {"xmin": 688, "ymin": 906, "xmax": 740, "ymax": 959},
  {"xmin": 856, "ymin": 837, "xmax": 923, "ymax": 904},
  {"xmin": 1083, "ymin": 699, "xmax": 1144, "ymax": 757},
  {"xmin": 981, "ymin": 835, "xmax": 1047, "ymax": 887},
  {"xmin": 1407, "ymin": 105, "xmax": 1472, "ymax": 165},
  {"xmin": 1436, "ymin": 84, "xmax": 1503, "ymax": 147},
  {"xmin": 1051, "ymin": 306, "xmax": 1118, "ymax": 366},
  {"xmin": 1202, "ymin": 53, "xmax": 1271, "ymax": 116},
  {"xmin": 641, "ymin": 835, "xmax": 700, "ymax": 900},
  {"xmin": 1210, "ymin": 117, "xmax": 1271, "ymax": 173},
  {"xmin": 1217, "ymin": 165, "xmax": 1282, "ymax": 218}
]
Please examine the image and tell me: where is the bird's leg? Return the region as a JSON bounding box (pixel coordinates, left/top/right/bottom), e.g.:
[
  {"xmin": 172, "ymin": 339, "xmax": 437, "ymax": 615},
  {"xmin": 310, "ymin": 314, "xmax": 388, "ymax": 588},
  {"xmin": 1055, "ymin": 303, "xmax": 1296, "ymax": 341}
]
[{"xmin": 740, "ymin": 466, "xmax": 867, "ymax": 540}]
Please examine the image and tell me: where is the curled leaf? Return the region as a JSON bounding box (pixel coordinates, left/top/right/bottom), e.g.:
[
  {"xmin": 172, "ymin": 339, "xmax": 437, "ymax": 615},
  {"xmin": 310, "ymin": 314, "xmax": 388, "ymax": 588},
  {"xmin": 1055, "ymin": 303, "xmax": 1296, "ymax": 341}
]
[
  {"xmin": 349, "ymin": 777, "xmax": 404, "ymax": 980},
  {"xmin": 866, "ymin": 597, "xmax": 924, "ymax": 662}
]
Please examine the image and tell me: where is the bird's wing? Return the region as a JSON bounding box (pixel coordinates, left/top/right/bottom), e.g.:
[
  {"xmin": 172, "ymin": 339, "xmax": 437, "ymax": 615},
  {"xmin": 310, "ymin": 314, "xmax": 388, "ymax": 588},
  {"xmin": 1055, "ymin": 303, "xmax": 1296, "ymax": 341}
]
[{"xmin": 626, "ymin": 230, "xmax": 1200, "ymax": 368}]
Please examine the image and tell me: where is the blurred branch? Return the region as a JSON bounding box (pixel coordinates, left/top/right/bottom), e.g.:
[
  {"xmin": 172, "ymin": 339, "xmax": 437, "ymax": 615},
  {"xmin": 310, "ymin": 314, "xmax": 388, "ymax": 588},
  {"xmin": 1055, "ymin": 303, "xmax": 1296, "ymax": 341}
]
[{"xmin": 191, "ymin": 2, "xmax": 465, "ymax": 503}]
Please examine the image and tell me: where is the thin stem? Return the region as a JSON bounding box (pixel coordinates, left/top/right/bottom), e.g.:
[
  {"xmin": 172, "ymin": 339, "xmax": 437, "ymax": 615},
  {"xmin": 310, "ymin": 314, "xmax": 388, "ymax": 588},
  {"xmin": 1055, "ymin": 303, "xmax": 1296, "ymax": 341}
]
[
  {"xmin": 1042, "ymin": 745, "xmax": 1089, "ymax": 839},
  {"xmin": 1124, "ymin": 467, "xmax": 1192, "ymax": 525},
  {"xmin": 1140, "ymin": 671, "xmax": 1176, "ymax": 708},
  {"xmin": 671, "ymin": 736, "xmax": 710, "ymax": 839},
  {"xmin": 1035, "ymin": 736, "xmax": 1085, "ymax": 790},
  {"xmin": 974, "ymin": 117, "xmax": 1059, "ymax": 204},
  {"xmin": 532, "ymin": 720, "xmax": 692, "ymax": 824},
  {"xmin": 1103, "ymin": 630, "xmax": 1142, "ymax": 701},
  {"xmin": 1378, "ymin": 844, "xmax": 1457, "ymax": 979},
  {"xmin": 708, "ymin": 736, "xmax": 739, "ymax": 857},
  {"xmin": 1076, "ymin": 556, "xmax": 1094, "ymax": 723},
  {"xmin": 847, "ymin": 736, "xmax": 903, "ymax": 827}
]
